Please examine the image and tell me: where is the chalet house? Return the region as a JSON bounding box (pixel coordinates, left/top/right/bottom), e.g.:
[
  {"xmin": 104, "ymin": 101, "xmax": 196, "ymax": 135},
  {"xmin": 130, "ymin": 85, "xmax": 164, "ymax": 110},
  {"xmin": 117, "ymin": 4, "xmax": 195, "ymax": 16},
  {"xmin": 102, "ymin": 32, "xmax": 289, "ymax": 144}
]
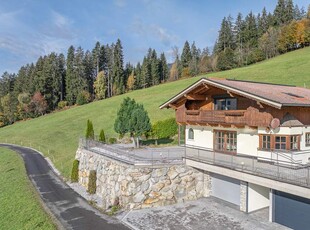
[{"xmin": 160, "ymin": 78, "xmax": 310, "ymax": 230}]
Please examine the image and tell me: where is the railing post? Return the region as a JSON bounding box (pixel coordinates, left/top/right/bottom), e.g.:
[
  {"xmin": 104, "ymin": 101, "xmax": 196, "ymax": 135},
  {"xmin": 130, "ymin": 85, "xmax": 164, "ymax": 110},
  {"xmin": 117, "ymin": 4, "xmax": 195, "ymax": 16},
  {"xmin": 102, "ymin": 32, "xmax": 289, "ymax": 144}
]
[
  {"xmin": 307, "ymin": 167, "xmax": 310, "ymax": 186},
  {"xmin": 231, "ymin": 154, "xmax": 233, "ymax": 169}
]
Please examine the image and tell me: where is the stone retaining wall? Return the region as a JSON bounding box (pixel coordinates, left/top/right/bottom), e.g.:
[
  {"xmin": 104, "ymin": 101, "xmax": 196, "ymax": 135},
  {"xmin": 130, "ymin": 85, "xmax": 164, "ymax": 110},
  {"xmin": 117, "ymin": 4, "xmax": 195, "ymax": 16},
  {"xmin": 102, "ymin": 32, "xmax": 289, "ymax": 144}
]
[{"xmin": 76, "ymin": 148, "xmax": 207, "ymax": 210}]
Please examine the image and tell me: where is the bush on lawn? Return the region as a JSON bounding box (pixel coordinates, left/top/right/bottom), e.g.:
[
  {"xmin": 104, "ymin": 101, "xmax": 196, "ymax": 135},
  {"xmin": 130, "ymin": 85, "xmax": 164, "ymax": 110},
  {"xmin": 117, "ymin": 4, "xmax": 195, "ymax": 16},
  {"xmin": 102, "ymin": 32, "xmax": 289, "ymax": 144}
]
[
  {"xmin": 85, "ymin": 119, "xmax": 94, "ymax": 140},
  {"xmin": 108, "ymin": 137, "xmax": 117, "ymax": 144},
  {"xmin": 99, "ymin": 129, "xmax": 106, "ymax": 143},
  {"xmin": 151, "ymin": 118, "xmax": 178, "ymax": 144}
]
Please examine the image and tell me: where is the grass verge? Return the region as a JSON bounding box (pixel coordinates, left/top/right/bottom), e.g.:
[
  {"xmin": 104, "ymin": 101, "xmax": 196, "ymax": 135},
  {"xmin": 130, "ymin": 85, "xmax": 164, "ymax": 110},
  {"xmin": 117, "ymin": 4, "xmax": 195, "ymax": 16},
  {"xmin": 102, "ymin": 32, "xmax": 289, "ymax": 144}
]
[{"xmin": 0, "ymin": 147, "xmax": 56, "ymax": 230}]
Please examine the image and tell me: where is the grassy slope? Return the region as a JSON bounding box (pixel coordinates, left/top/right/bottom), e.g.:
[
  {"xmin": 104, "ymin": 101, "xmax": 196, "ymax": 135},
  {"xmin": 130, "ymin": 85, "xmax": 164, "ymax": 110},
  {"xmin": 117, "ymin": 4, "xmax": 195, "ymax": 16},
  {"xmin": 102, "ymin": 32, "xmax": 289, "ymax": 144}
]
[
  {"xmin": 0, "ymin": 148, "xmax": 56, "ymax": 229},
  {"xmin": 0, "ymin": 47, "xmax": 309, "ymax": 178}
]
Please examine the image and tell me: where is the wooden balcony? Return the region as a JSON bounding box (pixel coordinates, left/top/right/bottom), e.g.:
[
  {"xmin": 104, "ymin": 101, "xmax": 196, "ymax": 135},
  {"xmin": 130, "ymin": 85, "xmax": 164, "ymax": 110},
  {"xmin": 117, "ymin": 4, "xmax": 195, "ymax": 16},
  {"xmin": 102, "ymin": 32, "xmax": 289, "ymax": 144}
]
[{"xmin": 176, "ymin": 107, "xmax": 273, "ymax": 127}]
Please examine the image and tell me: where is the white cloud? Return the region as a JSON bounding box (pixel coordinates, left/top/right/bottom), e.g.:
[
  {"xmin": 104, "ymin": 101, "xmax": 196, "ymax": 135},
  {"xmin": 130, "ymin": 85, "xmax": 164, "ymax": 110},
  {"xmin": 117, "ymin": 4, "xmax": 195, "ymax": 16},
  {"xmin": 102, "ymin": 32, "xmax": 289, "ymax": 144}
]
[{"xmin": 131, "ymin": 18, "xmax": 177, "ymax": 47}]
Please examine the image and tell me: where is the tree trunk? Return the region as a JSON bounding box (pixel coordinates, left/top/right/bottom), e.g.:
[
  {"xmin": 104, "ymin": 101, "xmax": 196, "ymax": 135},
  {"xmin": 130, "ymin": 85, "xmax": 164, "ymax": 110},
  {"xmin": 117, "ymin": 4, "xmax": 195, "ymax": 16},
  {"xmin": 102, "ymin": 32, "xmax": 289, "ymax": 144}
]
[{"xmin": 155, "ymin": 139, "xmax": 158, "ymax": 145}]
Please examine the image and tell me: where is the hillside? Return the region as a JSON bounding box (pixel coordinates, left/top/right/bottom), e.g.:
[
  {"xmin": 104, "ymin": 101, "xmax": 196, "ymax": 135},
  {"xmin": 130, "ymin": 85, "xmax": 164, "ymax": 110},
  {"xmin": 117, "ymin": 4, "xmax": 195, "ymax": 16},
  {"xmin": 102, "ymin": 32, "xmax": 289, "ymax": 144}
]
[{"xmin": 0, "ymin": 47, "xmax": 310, "ymax": 178}]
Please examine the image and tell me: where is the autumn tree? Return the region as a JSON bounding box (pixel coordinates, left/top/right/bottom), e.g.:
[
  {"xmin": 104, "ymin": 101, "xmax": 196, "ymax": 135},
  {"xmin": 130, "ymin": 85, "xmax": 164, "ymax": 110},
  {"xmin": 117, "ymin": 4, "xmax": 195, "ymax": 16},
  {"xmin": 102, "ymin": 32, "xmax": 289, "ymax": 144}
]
[
  {"xmin": 127, "ymin": 71, "xmax": 135, "ymax": 91},
  {"xmin": 93, "ymin": 71, "xmax": 106, "ymax": 100},
  {"xmin": 28, "ymin": 92, "xmax": 48, "ymax": 117}
]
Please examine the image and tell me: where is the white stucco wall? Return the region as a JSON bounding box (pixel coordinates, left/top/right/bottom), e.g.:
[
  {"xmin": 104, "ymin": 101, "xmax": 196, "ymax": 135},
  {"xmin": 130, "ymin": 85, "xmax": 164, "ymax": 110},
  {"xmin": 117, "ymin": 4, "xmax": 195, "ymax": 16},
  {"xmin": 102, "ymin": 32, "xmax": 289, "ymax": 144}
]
[
  {"xmin": 185, "ymin": 126, "xmax": 259, "ymax": 156},
  {"xmin": 248, "ymin": 183, "xmax": 270, "ymax": 213}
]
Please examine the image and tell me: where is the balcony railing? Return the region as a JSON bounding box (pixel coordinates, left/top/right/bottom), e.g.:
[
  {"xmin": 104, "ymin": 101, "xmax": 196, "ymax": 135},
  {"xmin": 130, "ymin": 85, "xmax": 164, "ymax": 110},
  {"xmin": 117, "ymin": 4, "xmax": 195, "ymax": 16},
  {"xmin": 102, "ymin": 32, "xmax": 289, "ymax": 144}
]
[
  {"xmin": 185, "ymin": 145, "xmax": 310, "ymax": 188},
  {"xmin": 177, "ymin": 108, "xmax": 273, "ymax": 127}
]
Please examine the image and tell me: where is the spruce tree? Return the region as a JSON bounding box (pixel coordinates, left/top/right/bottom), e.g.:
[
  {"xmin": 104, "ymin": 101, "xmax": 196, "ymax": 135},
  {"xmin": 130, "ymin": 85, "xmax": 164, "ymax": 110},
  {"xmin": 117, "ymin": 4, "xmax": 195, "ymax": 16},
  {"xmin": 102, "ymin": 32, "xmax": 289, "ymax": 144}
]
[
  {"xmin": 112, "ymin": 39, "xmax": 124, "ymax": 95},
  {"xmin": 66, "ymin": 45, "xmax": 75, "ymax": 105},
  {"xmin": 181, "ymin": 41, "xmax": 192, "ymax": 68},
  {"xmin": 273, "ymin": 0, "xmax": 286, "ymax": 26},
  {"xmin": 159, "ymin": 53, "xmax": 169, "ymax": 82}
]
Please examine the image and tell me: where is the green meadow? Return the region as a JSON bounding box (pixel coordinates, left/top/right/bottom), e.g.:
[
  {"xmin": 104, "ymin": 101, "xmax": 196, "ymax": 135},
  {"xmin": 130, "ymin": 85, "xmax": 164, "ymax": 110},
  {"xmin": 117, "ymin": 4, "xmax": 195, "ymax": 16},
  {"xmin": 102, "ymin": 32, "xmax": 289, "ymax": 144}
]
[{"xmin": 0, "ymin": 47, "xmax": 309, "ymax": 178}]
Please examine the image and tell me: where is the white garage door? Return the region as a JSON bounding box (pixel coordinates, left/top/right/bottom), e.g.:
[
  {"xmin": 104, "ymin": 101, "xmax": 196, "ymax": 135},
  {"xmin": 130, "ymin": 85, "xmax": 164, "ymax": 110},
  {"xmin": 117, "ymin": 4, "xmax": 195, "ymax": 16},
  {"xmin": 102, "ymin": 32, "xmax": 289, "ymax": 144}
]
[{"xmin": 211, "ymin": 173, "xmax": 240, "ymax": 206}]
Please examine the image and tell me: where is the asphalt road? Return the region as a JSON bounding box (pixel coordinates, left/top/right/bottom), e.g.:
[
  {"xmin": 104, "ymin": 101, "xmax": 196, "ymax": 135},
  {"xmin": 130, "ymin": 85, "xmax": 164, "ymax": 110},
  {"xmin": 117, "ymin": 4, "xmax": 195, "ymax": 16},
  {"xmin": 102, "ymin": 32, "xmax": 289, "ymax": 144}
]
[{"xmin": 0, "ymin": 144, "xmax": 130, "ymax": 230}]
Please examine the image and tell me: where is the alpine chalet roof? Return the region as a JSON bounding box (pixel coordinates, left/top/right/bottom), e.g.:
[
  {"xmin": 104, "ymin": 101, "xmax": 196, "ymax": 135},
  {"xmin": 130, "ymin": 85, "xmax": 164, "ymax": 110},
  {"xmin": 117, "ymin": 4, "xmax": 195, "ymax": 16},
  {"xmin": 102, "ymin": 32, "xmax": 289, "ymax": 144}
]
[{"xmin": 160, "ymin": 78, "xmax": 310, "ymax": 109}]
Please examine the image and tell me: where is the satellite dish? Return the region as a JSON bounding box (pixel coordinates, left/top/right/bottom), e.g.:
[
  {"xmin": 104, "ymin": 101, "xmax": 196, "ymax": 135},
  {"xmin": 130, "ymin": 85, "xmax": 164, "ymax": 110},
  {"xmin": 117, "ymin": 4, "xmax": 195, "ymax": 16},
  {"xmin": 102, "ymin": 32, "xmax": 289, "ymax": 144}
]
[{"xmin": 270, "ymin": 118, "xmax": 280, "ymax": 129}]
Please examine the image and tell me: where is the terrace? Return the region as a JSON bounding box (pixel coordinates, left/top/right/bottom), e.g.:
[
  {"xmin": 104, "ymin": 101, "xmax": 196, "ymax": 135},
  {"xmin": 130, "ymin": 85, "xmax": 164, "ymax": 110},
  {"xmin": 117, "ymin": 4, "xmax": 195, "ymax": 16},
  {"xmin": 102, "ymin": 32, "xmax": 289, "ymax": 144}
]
[{"xmin": 80, "ymin": 138, "xmax": 310, "ymax": 188}]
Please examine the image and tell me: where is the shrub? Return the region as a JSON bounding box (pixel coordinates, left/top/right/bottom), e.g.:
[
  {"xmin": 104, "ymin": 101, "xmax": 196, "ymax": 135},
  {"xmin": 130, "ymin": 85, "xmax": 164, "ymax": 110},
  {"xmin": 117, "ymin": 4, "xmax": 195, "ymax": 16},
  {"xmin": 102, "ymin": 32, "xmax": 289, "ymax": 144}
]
[
  {"xmin": 108, "ymin": 137, "xmax": 117, "ymax": 144},
  {"xmin": 87, "ymin": 170, "xmax": 97, "ymax": 194},
  {"xmin": 71, "ymin": 159, "xmax": 79, "ymax": 182},
  {"xmin": 85, "ymin": 119, "xmax": 94, "ymax": 139},
  {"xmin": 76, "ymin": 90, "xmax": 91, "ymax": 105},
  {"xmin": 151, "ymin": 118, "xmax": 178, "ymax": 142},
  {"xmin": 99, "ymin": 129, "xmax": 106, "ymax": 142},
  {"xmin": 58, "ymin": 101, "xmax": 68, "ymax": 109}
]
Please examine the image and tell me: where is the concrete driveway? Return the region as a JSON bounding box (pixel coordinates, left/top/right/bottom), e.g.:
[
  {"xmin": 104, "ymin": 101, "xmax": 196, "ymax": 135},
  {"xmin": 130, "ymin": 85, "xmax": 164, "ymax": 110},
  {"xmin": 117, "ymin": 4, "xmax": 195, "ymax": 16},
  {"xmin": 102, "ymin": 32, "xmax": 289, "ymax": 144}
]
[{"xmin": 118, "ymin": 197, "xmax": 290, "ymax": 230}]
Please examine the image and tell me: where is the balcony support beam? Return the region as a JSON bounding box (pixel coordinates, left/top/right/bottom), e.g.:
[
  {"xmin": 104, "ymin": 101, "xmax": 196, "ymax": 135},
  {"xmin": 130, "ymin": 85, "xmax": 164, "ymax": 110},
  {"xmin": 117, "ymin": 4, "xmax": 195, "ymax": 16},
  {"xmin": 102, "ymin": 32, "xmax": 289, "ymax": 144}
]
[{"xmin": 184, "ymin": 94, "xmax": 206, "ymax": 101}]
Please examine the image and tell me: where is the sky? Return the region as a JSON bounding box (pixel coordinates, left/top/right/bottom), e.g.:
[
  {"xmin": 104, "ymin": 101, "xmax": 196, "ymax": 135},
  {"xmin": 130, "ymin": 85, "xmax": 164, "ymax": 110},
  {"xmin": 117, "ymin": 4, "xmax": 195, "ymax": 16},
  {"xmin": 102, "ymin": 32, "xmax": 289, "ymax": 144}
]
[{"xmin": 0, "ymin": 0, "xmax": 309, "ymax": 74}]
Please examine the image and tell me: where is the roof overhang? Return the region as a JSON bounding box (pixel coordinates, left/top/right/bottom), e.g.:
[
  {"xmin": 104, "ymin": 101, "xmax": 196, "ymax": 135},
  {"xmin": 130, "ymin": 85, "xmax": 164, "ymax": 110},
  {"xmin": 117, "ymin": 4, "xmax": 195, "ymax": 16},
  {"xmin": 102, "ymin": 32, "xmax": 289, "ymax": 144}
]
[{"xmin": 159, "ymin": 78, "xmax": 283, "ymax": 109}]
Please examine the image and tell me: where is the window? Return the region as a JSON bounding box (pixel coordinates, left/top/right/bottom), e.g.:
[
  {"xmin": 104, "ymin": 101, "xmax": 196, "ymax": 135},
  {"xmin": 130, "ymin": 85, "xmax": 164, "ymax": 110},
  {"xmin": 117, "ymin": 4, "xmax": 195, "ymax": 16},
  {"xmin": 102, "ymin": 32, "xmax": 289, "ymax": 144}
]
[
  {"xmin": 214, "ymin": 98, "xmax": 237, "ymax": 110},
  {"xmin": 214, "ymin": 130, "xmax": 237, "ymax": 153},
  {"xmin": 290, "ymin": 135, "xmax": 299, "ymax": 150},
  {"xmin": 188, "ymin": 128, "xmax": 194, "ymax": 140},
  {"xmin": 259, "ymin": 134, "xmax": 300, "ymax": 151},
  {"xmin": 275, "ymin": 136, "xmax": 286, "ymax": 150},
  {"xmin": 306, "ymin": 133, "xmax": 310, "ymax": 146},
  {"xmin": 262, "ymin": 135, "xmax": 271, "ymax": 150}
]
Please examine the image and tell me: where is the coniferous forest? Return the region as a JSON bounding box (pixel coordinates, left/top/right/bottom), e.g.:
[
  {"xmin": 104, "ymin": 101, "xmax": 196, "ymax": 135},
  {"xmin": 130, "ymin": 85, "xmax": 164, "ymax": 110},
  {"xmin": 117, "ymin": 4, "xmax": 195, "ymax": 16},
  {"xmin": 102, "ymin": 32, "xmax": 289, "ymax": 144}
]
[{"xmin": 0, "ymin": 0, "xmax": 310, "ymax": 127}]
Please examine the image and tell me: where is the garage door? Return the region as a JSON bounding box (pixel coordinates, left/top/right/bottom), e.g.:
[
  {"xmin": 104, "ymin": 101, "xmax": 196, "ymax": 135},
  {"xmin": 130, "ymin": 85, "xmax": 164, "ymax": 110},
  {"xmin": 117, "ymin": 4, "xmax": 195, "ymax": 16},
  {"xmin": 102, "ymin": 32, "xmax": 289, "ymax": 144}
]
[
  {"xmin": 211, "ymin": 174, "xmax": 240, "ymax": 206},
  {"xmin": 273, "ymin": 190, "xmax": 310, "ymax": 230}
]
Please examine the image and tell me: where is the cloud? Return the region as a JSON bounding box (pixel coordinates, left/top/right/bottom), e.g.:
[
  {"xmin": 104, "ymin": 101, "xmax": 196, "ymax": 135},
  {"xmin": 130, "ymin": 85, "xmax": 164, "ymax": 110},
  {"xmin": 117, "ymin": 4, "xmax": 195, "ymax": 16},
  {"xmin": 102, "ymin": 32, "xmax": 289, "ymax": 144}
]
[
  {"xmin": 114, "ymin": 0, "xmax": 127, "ymax": 8},
  {"xmin": 131, "ymin": 18, "xmax": 177, "ymax": 47},
  {"xmin": 41, "ymin": 10, "xmax": 76, "ymax": 40}
]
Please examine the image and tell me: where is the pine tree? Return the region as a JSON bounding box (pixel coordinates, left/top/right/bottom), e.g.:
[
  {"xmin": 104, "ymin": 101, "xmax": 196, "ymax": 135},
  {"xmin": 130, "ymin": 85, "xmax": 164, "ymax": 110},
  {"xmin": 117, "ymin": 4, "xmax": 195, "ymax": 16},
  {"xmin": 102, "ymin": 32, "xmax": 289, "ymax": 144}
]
[
  {"xmin": 66, "ymin": 46, "xmax": 76, "ymax": 105},
  {"xmin": 92, "ymin": 41, "xmax": 101, "ymax": 76},
  {"xmin": 159, "ymin": 53, "xmax": 169, "ymax": 82},
  {"xmin": 150, "ymin": 49, "xmax": 160, "ymax": 85},
  {"xmin": 285, "ymin": 0, "xmax": 294, "ymax": 23},
  {"xmin": 181, "ymin": 41, "xmax": 192, "ymax": 68},
  {"xmin": 112, "ymin": 39, "xmax": 124, "ymax": 95},
  {"xmin": 134, "ymin": 62, "xmax": 142, "ymax": 89},
  {"xmin": 217, "ymin": 16, "xmax": 236, "ymax": 53},
  {"xmin": 141, "ymin": 56, "xmax": 151, "ymax": 88},
  {"xmin": 293, "ymin": 4, "xmax": 302, "ymax": 20},
  {"xmin": 274, "ymin": 0, "xmax": 287, "ymax": 26},
  {"xmin": 189, "ymin": 42, "xmax": 200, "ymax": 76}
]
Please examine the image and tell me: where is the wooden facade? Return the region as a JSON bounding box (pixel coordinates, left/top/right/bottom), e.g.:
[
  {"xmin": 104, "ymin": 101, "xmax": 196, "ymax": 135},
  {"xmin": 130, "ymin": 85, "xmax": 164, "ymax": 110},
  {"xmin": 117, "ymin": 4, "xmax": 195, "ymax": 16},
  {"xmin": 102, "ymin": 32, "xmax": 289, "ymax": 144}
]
[{"xmin": 170, "ymin": 81, "xmax": 310, "ymax": 128}]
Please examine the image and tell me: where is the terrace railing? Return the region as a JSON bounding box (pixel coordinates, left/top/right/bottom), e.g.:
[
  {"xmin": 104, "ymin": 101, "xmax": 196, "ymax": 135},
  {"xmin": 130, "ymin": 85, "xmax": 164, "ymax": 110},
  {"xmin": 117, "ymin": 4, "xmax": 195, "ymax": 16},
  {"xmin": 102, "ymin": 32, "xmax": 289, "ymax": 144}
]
[
  {"xmin": 185, "ymin": 144, "xmax": 310, "ymax": 188},
  {"xmin": 79, "ymin": 137, "xmax": 185, "ymax": 166}
]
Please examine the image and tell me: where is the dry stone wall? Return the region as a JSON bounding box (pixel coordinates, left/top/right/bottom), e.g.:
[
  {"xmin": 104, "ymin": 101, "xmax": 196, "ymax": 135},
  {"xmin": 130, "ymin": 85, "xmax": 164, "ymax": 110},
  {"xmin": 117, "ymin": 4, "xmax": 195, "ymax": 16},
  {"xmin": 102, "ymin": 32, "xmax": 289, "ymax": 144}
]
[{"xmin": 76, "ymin": 148, "xmax": 207, "ymax": 210}]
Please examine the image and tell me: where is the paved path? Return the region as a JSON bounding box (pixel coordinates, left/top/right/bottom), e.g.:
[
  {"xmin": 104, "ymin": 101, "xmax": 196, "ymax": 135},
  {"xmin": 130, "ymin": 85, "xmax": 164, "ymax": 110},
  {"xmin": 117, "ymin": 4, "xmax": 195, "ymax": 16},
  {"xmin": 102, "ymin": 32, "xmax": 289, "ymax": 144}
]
[{"xmin": 0, "ymin": 144, "xmax": 130, "ymax": 230}]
